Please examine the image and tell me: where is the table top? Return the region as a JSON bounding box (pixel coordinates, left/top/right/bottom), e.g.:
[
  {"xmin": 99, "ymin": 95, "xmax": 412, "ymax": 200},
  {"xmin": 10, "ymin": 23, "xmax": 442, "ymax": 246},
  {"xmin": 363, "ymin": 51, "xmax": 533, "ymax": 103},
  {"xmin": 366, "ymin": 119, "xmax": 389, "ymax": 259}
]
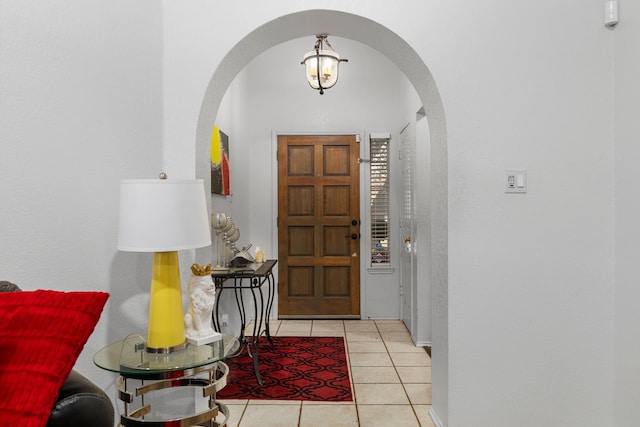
[
  {"xmin": 94, "ymin": 333, "xmax": 239, "ymax": 378},
  {"xmin": 210, "ymin": 259, "xmax": 277, "ymax": 279}
]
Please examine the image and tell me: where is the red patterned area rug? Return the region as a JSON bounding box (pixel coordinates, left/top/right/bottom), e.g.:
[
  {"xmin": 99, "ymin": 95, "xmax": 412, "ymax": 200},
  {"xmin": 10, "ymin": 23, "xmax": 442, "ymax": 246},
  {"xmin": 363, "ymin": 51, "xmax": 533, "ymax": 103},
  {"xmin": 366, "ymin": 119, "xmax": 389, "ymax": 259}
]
[{"xmin": 217, "ymin": 336, "xmax": 353, "ymax": 402}]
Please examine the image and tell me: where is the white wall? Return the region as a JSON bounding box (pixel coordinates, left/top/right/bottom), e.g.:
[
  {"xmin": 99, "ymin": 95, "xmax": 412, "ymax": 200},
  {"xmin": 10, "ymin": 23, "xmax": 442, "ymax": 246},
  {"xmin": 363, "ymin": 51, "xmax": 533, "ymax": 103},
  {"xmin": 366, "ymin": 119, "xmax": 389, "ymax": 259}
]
[
  {"xmin": 209, "ymin": 37, "xmax": 416, "ymax": 325},
  {"xmin": 206, "ymin": 77, "xmax": 253, "ymax": 258},
  {"xmin": 164, "ymin": 2, "xmax": 615, "ymax": 426},
  {"xmin": 1, "ymin": 1, "xmax": 630, "ymax": 426},
  {"xmin": 614, "ymin": 1, "xmax": 640, "ymax": 425},
  {"xmin": 0, "ymin": 0, "xmax": 165, "ymax": 408},
  {"xmin": 442, "ymin": 2, "xmax": 614, "ymax": 424}
]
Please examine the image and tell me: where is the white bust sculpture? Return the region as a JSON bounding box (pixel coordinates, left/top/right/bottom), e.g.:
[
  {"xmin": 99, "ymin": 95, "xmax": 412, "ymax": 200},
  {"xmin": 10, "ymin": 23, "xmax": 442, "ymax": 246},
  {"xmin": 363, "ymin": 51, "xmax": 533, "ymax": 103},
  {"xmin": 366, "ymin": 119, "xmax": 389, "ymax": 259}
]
[{"xmin": 184, "ymin": 263, "xmax": 222, "ymax": 345}]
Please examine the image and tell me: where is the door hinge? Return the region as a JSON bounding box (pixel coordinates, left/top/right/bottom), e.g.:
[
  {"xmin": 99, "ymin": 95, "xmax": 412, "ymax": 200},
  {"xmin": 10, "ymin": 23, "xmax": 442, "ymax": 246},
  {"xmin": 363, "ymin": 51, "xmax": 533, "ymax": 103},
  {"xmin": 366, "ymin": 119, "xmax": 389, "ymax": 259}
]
[{"xmin": 355, "ymin": 135, "xmax": 360, "ymax": 143}]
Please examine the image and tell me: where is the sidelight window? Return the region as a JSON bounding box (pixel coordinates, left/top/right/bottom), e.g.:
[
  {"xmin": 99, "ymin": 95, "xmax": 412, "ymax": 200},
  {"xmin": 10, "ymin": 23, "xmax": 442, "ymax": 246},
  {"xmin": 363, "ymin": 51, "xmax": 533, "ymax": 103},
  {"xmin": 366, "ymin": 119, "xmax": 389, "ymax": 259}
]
[{"xmin": 370, "ymin": 135, "xmax": 391, "ymax": 265}]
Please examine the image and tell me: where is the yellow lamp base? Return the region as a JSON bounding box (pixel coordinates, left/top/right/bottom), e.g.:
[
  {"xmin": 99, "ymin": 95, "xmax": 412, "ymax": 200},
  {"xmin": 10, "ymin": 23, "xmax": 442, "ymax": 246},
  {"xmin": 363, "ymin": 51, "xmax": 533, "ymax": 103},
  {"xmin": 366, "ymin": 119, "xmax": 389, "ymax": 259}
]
[{"xmin": 146, "ymin": 251, "xmax": 186, "ymax": 353}]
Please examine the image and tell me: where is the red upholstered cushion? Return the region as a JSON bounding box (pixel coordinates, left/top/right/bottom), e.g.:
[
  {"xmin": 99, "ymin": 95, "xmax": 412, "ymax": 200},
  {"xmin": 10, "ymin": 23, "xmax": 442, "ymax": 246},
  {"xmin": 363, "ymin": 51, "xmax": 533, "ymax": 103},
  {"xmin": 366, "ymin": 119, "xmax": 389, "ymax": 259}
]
[{"xmin": 0, "ymin": 290, "xmax": 109, "ymax": 427}]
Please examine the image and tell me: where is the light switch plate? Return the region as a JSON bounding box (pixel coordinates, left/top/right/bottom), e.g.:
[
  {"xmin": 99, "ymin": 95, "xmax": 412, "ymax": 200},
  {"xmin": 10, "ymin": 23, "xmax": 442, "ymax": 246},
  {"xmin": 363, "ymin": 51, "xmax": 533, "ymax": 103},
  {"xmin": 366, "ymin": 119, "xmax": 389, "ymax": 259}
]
[{"xmin": 505, "ymin": 169, "xmax": 527, "ymax": 193}]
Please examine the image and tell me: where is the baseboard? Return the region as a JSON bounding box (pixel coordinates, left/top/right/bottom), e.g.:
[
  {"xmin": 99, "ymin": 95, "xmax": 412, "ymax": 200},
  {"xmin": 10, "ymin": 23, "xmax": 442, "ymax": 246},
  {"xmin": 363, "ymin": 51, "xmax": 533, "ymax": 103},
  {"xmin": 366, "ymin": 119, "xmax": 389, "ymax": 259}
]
[
  {"xmin": 278, "ymin": 315, "xmax": 360, "ymax": 319},
  {"xmin": 415, "ymin": 339, "xmax": 432, "ymax": 347},
  {"xmin": 429, "ymin": 406, "xmax": 444, "ymax": 427}
]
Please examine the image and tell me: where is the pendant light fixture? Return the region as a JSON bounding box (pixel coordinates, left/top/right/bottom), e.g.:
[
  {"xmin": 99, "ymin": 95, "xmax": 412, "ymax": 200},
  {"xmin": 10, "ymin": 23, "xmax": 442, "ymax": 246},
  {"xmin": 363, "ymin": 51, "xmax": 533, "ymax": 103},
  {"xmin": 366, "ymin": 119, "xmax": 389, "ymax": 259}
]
[{"xmin": 301, "ymin": 34, "xmax": 348, "ymax": 95}]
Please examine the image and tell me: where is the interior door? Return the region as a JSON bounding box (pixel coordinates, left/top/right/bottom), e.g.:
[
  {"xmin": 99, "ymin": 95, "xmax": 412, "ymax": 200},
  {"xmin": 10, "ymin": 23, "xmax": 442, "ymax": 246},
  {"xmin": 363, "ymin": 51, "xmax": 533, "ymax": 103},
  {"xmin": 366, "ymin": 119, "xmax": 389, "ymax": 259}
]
[
  {"xmin": 399, "ymin": 125, "xmax": 415, "ymax": 332},
  {"xmin": 277, "ymin": 135, "xmax": 360, "ymax": 318}
]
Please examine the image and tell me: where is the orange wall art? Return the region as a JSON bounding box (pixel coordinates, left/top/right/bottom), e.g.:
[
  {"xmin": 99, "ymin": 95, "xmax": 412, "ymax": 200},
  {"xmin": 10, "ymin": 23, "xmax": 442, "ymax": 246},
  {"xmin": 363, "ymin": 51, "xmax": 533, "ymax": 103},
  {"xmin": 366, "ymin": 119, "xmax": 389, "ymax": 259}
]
[{"xmin": 210, "ymin": 126, "xmax": 230, "ymax": 195}]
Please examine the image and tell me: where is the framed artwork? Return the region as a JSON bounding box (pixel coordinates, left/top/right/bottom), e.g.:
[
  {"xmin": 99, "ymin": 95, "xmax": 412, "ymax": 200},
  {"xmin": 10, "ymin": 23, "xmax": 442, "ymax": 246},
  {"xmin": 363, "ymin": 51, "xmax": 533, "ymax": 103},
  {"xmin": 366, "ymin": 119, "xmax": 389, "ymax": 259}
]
[{"xmin": 211, "ymin": 126, "xmax": 230, "ymax": 195}]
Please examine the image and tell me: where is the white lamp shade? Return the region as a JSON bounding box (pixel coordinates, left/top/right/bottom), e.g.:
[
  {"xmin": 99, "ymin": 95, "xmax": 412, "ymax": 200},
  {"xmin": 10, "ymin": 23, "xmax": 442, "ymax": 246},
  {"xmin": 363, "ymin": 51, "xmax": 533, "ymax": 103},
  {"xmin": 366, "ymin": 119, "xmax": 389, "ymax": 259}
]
[
  {"xmin": 303, "ymin": 49, "xmax": 341, "ymax": 89},
  {"xmin": 118, "ymin": 179, "xmax": 212, "ymax": 252}
]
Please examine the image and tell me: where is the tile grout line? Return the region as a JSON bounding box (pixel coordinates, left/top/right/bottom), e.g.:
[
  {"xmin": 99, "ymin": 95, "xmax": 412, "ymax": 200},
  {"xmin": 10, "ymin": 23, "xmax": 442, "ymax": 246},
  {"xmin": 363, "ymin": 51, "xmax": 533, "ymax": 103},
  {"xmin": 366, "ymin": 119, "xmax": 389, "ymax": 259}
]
[
  {"xmin": 375, "ymin": 320, "xmax": 415, "ymax": 411},
  {"xmin": 340, "ymin": 320, "xmax": 363, "ymax": 427},
  {"xmin": 379, "ymin": 321, "xmax": 426, "ymax": 424}
]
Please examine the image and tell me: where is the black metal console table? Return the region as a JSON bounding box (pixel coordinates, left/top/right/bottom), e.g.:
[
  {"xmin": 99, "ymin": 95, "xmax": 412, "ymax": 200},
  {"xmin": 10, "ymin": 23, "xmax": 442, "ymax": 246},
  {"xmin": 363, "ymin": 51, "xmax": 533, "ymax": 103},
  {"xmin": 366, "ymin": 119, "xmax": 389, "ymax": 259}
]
[{"xmin": 211, "ymin": 259, "xmax": 277, "ymax": 385}]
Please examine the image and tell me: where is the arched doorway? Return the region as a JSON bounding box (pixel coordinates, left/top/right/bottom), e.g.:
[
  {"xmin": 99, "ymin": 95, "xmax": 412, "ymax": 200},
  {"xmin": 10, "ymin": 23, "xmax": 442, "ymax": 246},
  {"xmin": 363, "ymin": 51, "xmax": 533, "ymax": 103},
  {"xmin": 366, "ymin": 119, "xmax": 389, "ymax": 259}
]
[{"xmin": 194, "ymin": 9, "xmax": 449, "ymax": 424}]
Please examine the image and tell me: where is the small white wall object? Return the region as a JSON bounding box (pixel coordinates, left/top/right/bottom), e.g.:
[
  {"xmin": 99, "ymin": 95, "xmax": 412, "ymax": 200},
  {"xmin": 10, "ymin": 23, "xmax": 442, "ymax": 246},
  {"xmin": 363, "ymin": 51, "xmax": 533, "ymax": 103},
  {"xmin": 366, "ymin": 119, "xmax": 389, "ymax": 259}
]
[
  {"xmin": 605, "ymin": 0, "xmax": 619, "ymax": 27},
  {"xmin": 505, "ymin": 169, "xmax": 527, "ymax": 193}
]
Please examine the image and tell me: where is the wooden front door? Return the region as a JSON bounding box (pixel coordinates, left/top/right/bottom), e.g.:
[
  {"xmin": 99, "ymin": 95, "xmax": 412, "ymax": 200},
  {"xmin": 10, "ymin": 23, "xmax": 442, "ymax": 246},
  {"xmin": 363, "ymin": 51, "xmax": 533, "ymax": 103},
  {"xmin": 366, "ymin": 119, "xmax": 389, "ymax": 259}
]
[{"xmin": 277, "ymin": 135, "xmax": 360, "ymax": 318}]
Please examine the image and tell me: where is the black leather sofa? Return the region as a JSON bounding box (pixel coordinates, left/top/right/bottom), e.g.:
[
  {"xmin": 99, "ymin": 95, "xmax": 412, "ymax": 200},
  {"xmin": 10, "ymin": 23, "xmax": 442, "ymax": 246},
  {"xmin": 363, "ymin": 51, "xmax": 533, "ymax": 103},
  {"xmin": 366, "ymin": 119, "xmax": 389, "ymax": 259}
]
[{"xmin": 47, "ymin": 370, "xmax": 114, "ymax": 427}]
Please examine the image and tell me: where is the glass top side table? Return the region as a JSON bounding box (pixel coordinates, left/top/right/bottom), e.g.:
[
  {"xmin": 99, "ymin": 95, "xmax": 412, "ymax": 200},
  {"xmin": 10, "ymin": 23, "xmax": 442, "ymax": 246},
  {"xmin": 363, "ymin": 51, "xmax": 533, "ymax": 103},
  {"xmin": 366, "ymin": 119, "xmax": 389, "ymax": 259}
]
[
  {"xmin": 95, "ymin": 333, "xmax": 239, "ymax": 379},
  {"xmin": 94, "ymin": 334, "xmax": 239, "ymax": 426}
]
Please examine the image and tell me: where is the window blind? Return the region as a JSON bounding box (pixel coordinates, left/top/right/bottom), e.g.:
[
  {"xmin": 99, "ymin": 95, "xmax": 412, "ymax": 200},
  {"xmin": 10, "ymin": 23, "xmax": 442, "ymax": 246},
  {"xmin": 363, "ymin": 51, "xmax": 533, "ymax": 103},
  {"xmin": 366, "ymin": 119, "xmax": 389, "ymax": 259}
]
[{"xmin": 370, "ymin": 136, "xmax": 391, "ymax": 264}]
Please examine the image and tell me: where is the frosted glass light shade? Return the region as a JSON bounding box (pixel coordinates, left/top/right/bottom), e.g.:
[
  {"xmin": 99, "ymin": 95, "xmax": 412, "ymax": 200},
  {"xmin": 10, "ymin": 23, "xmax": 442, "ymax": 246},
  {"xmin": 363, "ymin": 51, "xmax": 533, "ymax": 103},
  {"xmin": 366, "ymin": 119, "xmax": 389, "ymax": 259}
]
[
  {"xmin": 118, "ymin": 179, "xmax": 212, "ymax": 252},
  {"xmin": 303, "ymin": 49, "xmax": 341, "ymax": 90}
]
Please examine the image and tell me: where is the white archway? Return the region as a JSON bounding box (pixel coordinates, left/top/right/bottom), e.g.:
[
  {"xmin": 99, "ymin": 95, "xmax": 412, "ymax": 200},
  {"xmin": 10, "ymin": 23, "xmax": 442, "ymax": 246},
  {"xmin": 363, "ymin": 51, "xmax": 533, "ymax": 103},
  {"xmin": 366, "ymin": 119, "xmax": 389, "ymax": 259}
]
[{"xmin": 195, "ymin": 9, "xmax": 449, "ymax": 423}]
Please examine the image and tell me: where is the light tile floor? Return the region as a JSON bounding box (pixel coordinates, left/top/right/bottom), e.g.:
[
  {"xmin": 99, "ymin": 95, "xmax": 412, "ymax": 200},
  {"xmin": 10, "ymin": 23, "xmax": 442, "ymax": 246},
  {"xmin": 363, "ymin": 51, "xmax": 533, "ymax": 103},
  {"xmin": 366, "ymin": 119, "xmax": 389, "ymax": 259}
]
[{"xmin": 218, "ymin": 319, "xmax": 435, "ymax": 427}]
